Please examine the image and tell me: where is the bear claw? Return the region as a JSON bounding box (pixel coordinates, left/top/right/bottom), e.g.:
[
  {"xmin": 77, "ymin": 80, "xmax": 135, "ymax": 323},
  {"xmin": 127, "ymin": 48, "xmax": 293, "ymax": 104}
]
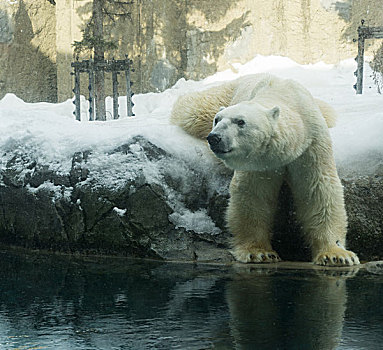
[
  {"xmin": 314, "ymin": 247, "xmax": 360, "ymax": 266},
  {"xmin": 233, "ymin": 247, "xmax": 281, "ymax": 264}
]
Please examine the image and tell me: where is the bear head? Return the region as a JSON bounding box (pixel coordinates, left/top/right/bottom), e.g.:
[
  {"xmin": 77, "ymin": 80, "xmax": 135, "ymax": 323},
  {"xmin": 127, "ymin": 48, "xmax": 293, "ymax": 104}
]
[{"xmin": 207, "ymin": 102, "xmax": 283, "ymax": 171}]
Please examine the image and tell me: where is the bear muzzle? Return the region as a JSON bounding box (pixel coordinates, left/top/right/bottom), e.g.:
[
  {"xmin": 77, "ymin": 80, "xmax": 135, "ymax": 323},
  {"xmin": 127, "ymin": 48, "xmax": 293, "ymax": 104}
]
[{"xmin": 207, "ymin": 132, "xmax": 232, "ymax": 155}]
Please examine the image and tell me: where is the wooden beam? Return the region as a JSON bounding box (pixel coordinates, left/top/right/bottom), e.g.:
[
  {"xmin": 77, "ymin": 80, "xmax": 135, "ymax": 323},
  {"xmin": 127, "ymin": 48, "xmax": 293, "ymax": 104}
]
[{"xmin": 355, "ymin": 23, "xmax": 383, "ymax": 94}]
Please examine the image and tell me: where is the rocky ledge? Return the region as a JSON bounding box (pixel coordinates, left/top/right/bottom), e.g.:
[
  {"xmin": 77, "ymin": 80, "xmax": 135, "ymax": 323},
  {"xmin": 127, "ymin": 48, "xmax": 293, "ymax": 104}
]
[{"xmin": 0, "ymin": 136, "xmax": 382, "ymax": 263}]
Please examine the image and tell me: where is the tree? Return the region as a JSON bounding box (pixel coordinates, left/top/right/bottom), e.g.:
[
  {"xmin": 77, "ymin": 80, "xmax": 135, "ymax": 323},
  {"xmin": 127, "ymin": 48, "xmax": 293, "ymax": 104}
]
[{"xmin": 72, "ymin": 0, "xmax": 133, "ymax": 120}]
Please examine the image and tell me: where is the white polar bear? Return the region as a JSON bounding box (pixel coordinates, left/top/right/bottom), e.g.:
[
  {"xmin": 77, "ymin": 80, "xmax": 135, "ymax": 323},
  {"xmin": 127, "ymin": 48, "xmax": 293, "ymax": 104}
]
[{"xmin": 171, "ymin": 73, "xmax": 359, "ymax": 266}]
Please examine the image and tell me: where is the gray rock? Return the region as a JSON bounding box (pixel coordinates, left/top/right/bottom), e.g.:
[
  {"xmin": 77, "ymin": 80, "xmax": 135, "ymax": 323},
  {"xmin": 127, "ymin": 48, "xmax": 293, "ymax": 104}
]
[
  {"xmin": 0, "ymin": 10, "xmax": 13, "ymax": 44},
  {"xmin": 343, "ymin": 176, "xmax": 383, "ymax": 261},
  {"xmin": 150, "ymin": 60, "xmax": 177, "ymax": 92},
  {"xmin": 365, "ymin": 261, "xmax": 383, "ymax": 274}
]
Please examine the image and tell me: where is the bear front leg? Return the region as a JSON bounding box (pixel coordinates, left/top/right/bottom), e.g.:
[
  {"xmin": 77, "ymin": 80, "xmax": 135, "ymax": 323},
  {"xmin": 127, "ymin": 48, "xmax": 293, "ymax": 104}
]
[
  {"xmin": 228, "ymin": 170, "xmax": 284, "ymax": 263},
  {"xmin": 287, "ymin": 143, "xmax": 360, "ymax": 266}
]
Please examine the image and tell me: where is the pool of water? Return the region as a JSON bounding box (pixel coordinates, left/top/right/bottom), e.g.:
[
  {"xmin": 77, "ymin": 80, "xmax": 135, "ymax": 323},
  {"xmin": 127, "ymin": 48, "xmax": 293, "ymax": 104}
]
[{"xmin": 0, "ymin": 248, "xmax": 382, "ymax": 350}]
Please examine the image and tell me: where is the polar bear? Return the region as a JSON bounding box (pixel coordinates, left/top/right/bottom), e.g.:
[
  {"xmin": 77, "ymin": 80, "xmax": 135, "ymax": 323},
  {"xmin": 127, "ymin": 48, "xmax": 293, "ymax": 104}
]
[{"xmin": 171, "ymin": 74, "xmax": 359, "ymax": 266}]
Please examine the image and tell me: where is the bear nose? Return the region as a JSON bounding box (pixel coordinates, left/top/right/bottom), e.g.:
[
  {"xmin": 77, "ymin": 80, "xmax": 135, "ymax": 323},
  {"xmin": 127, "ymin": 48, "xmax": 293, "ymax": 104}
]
[{"xmin": 207, "ymin": 133, "xmax": 221, "ymax": 147}]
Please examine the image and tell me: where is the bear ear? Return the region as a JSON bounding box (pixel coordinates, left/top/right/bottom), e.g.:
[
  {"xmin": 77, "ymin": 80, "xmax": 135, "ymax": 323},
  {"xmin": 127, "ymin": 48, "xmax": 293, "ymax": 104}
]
[
  {"xmin": 219, "ymin": 106, "xmax": 226, "ymax": 112},
  {"xmin": 269, "ymin": 106, "xmax": 280, "ymax": 120}
]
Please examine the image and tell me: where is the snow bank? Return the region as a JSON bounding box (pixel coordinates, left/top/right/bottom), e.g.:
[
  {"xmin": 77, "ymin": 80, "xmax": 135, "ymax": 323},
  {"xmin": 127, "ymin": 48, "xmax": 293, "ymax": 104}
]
[
  {"xmin": 0, "ymin": 55, "xmax": 382, "ymax": 233},
  {"xmin": 1, "ymin": 55, "xmax": 382, "ymax": 178}
]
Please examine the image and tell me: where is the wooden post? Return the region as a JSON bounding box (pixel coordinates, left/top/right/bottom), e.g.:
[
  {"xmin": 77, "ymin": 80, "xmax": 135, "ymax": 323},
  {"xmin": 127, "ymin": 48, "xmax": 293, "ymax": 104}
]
[
  {"xmin": 93, "ymin": 0, "xmax": 106, "ymax": 121},
  {"xmin": 125, "ymin": 56, "xmax": 134, "ymax": 117},
  {"xmin": 112, "ymin": 70, "xmax": 119, "ymax": 119},
  {"xmin": 73, "ymin": 65, "xmax": 81, "ymax": 121},
  {"xmin": 355, "ymin": 26, "xmax": 365, "ymax": 95},
  {"xmin": 354, "ymin": 22, "xmax": 383, "ymax": 94},
  {"xmin": 88, "ymin": 61, "xmax": 95, "ymax": 121}
]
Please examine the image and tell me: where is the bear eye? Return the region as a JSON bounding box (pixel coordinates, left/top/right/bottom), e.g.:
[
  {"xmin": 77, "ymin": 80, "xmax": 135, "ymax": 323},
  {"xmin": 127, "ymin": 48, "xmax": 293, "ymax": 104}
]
[
  {"xmin": 234, "ymin": 119, "xmax": 246, "ymax": 127},
  {"xmin": 214, "ymin": 116, "xmax": 221, "ymax": 126}
]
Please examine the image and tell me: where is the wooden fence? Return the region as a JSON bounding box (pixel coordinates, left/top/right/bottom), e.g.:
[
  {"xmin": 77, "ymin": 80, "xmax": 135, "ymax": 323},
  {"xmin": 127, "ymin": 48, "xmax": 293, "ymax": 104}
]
[
  {"xmin": 354, "ymin": 20, "xmax": 383, "ymax": 94},
  {"xmin": 71, "ymin": 56, "xmax": 134, "ymax": 121}
]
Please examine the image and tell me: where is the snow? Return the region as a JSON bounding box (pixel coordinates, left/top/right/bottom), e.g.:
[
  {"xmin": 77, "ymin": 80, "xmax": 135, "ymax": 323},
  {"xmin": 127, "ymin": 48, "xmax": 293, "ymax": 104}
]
[
  {"xmin": 113, "ymin": 207, "xmax": 127, "ymax": 217},
  {"xmin": 169, "ymin": 210, "xmax": 221, "ymax": 235},
  {"xmin": 0, "ymin": 55, "xmax": 382, "ymax": 233},
  {"xmin": 26, "ymin": 181, "xmax": 73, "ymax": 202}
]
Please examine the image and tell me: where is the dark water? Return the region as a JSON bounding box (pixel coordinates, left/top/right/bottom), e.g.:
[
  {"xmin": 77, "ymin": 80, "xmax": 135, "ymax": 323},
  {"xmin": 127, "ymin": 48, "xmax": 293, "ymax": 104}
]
[{"xmin": 0, "ymin": 248, "xmax": 382, "ymax": 350}]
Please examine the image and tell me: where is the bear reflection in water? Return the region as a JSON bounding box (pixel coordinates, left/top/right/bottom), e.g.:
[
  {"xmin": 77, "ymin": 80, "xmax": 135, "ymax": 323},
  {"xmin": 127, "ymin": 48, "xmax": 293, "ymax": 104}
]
[
  {"xmin": 0, "ymin": 251, "xmax": 364, "ymax": 349},
  {"xmin": 224, "ymin": 268, "xmax": 354, "ymax": 350}
]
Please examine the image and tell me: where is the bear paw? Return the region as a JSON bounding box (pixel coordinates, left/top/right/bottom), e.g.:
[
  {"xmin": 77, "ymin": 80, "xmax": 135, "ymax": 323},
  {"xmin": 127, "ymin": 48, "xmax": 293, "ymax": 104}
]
[
  {"xmin": 314, "ymin": 246, "xmax": 360, "ymax": 266},
  {"xmin": 232, "ymin": 246, "xmax": 281, "ymax": 264}
]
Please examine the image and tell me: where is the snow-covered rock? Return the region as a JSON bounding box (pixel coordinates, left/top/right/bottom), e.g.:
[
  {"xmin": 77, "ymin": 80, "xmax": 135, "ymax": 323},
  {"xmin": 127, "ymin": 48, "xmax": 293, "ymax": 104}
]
[
  {"xmin": 0, "ymin": 133, "xmax": 382, "ymax": 262},
  {"xmin": 0, "ymin": 135, "xmax": 233, "ymax": 262},
  {"xmin": 0, "ymin": 55, "xmax": 382, "ymax": 262}
]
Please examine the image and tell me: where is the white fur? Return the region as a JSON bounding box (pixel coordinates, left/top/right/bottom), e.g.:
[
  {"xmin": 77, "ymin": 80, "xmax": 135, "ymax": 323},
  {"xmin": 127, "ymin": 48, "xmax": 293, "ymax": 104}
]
[{"xmin": 171, "ymin": 74, "xmax": 359, "ymax": 266}]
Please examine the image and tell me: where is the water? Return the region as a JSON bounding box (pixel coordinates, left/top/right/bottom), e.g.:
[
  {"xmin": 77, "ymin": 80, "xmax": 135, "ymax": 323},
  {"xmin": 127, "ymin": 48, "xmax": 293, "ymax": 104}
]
[{"xmin": 0, "ymin": 248, "xmax": 382, "ymax": 350}]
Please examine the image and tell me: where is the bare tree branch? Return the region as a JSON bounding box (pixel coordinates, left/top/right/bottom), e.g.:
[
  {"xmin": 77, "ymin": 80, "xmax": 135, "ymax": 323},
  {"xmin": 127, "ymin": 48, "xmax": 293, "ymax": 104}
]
[
  {"xmin": 103, "ymin": 10, "xmax": 132, "ymax": 19},
  {"xmin": 106, "ymin": 0, "xmax": 134, "ymax": 4}
]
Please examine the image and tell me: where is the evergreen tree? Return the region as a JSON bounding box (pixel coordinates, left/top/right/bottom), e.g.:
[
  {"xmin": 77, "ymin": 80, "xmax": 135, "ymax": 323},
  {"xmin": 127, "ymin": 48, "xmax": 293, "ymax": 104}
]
[{"xmin": 72, "ymin": 0, "xmax": 133, "ymax": 120}]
